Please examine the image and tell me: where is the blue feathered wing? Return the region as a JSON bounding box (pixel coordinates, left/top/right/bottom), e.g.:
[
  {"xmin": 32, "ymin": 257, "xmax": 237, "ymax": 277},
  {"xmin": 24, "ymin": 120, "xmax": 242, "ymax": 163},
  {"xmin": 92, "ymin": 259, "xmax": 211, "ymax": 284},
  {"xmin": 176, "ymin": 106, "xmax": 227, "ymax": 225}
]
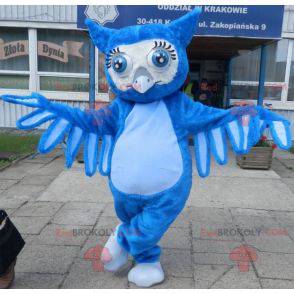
[
  {"xmin": 1, "ymin": 93, "xmax": 116, "ymax": 177},
  {"xmin": 182, "ymin": 95, "xmax": 292, "ymax": 178}
]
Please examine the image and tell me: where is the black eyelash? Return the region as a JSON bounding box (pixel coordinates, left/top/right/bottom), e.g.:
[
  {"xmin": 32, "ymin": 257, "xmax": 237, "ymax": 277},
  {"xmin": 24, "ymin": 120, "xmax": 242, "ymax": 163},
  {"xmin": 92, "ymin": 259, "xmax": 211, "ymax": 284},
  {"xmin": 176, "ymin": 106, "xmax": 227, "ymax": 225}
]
[
  {"xmin": 153, "ymin": 41, "xmax": 177, "ymax": 60},
  {"xmin": 106, "ymin": 47, "xmax": 121, "ymax": 68}
]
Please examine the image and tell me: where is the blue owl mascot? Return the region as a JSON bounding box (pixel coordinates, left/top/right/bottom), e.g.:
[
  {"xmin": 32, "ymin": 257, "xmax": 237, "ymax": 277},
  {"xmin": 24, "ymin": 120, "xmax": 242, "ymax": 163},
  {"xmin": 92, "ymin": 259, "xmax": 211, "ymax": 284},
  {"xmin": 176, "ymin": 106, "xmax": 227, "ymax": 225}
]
[{"xmin": 1, "ymin": 8, "xmax": 292, "ymax": 287}]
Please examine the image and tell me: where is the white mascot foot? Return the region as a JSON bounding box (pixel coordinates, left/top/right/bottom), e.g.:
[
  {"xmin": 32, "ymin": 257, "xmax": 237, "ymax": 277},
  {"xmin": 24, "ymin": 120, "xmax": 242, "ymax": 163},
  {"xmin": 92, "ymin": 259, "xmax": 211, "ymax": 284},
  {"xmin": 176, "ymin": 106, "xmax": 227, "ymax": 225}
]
[
  {"xmin": 128, "ymin": 262, "xmax": 165, "ymax": 287},
  {"xmin": 101, "ymin": 225, "xmax": 128, "ymax": 272}
]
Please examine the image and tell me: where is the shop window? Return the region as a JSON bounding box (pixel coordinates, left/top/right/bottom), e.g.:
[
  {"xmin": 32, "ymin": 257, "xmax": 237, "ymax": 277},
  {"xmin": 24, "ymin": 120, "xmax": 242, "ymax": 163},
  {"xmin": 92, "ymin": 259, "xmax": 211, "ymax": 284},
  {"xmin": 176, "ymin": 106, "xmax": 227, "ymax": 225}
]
[
  {"xmin": 40, "ymin": 76, "xmax": 89, "ymax": 92},
  {"xmin": 37, "ymin": 29, "xmax": 90, "ymax": 92},
  {"xmin": 231, "ymin": 84, "xmax": 258, "ymax": 100},
  {"xmin": 231, "ymin": 49, "xmax": 260, "ymax": 101},
  {"xmin": 232, "ymin": 49, "xmax": 260, "ymax": 82},
  {"xmin": 231, "ymin": 40, "xmax": 288, "ymax": 102},
  {"xmin": 264, "ymin": 40, "xmax": 288, "ymax": 101},
  {"xmin": 231, "ymin": 83, "xmax": 282, "ymax": 101},
  {"xmin": 0, "ymin": 28, "xmax": 29, "ymax": 89},
  {"xmin": 0, "ymin": 75, "xmax": 29, "ymax": 90},
  {"xmin": 266, "ymin": 40, "xmax": 288, "ymax": 82},
  {"xmin": 98, "ymin": 51, "xmax": 109, "ymax": 94}
]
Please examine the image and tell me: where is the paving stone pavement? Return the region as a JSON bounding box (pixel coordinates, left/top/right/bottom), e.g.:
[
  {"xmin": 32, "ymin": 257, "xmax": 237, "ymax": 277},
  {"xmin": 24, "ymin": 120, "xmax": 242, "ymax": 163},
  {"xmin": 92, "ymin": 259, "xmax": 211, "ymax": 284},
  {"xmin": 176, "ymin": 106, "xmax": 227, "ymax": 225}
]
[{"xmin": 1, "ymin": 147, "xmax": 294, "ymax": 288}]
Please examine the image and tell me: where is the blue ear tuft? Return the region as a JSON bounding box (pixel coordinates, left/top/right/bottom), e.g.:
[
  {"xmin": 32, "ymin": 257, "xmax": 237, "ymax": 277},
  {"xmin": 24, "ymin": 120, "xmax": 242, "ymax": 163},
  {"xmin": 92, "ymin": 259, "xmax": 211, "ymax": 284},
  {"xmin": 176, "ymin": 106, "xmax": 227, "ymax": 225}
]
[
  {"xmin": 168, "ymin": 7, "xmax": 202, "ymax": 47},
  {"xmin": 85, "ymin": 18, "xmax": 115, "ymax": 53}
]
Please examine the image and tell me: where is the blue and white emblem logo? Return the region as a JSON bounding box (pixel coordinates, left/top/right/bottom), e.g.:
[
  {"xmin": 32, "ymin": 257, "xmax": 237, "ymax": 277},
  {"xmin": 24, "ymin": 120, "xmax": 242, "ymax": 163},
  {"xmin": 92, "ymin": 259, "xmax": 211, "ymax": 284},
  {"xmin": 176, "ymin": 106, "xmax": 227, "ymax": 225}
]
[{"xmin": 85, "ymin": 6, "xmax": 119, "ymax": 25}]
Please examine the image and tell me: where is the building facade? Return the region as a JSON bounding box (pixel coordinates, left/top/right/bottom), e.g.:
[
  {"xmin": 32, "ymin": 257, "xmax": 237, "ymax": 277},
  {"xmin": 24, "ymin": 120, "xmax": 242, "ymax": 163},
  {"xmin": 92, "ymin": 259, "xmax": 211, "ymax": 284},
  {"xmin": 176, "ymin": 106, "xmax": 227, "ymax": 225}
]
[{"xmin": 0, "ymin": 5, "xmax": 294, "ymax": 136}]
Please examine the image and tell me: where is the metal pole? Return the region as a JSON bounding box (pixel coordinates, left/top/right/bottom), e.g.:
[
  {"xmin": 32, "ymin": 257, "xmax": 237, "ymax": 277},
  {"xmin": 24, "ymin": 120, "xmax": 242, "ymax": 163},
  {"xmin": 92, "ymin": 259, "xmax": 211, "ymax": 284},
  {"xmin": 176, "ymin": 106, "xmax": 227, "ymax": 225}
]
[
  {"xmin": 257, "ymin": 45, "xmax": 267, "ymax": 107},
  {"xmin": 225, "ymin": 58, "xmax": 232, "ymax": 109},
  {"xmin": 89, "ymin": 40, "xmax": 96, "ymax": 109}
]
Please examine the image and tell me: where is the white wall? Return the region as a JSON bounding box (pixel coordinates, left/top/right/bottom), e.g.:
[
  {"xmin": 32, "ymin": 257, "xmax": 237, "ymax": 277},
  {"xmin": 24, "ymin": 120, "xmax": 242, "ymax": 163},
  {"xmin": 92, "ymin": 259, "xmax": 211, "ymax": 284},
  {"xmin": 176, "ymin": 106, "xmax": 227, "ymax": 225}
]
[
  {"xmin": 0, "ymin": 99, "xmax": 89, "ymax": 129},
  {"xmin": 283, "ymin": 5, "xmax": 294, "ymax": 38},
  {"xmin": 0, "ymin": 5, "xmax": 76, "ymax": 23}
]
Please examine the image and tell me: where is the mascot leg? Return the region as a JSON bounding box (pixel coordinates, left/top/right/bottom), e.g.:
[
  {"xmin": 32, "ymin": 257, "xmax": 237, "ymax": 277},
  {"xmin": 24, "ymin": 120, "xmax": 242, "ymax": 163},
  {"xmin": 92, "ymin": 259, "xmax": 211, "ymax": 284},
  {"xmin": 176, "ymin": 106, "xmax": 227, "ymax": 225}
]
[
  {"xmin": 101, "ymin": 224, "xmax": 129, "ymax": 272},
  {"xmin": 111, "ymin": 182, "xmax": 190, "ymax": 287}
]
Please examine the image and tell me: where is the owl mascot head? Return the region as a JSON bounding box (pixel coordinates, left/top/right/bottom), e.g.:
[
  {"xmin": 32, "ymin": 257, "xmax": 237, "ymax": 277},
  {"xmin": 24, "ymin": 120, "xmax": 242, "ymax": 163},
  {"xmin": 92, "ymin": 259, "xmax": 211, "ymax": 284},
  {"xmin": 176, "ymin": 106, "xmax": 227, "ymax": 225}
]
[{"xmin": 86, "ymin": 8, "xmax": 201, "ymax": 103}]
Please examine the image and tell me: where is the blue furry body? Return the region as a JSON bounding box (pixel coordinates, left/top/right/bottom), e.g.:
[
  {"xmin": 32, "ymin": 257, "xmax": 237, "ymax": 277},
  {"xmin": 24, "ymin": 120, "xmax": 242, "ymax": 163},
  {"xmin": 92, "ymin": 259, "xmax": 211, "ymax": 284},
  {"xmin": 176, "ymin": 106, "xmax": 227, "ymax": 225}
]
[
  {"xmin": 107, "ymin": 92, "xmax": 193, "ymax": 262},
  {"xmin": 109, "ymin": 92, "xmax": 192, "ymax": 197}
]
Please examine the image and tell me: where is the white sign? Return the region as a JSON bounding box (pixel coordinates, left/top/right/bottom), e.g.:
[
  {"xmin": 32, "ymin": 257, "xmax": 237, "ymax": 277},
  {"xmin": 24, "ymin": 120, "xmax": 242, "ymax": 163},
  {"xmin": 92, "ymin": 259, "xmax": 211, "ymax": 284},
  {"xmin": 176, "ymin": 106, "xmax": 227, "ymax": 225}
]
[{"xmin": 85, "ymin": 5, "xmax": 119, "ymax": 25}]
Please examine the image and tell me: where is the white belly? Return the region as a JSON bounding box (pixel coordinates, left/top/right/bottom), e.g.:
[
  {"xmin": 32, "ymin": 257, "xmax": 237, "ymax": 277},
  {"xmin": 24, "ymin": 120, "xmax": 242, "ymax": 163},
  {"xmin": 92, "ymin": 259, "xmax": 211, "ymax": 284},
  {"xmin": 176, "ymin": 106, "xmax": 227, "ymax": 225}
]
[{"xmin": 111, "ymin": 100, "xmax": 183, "ymax": 196}]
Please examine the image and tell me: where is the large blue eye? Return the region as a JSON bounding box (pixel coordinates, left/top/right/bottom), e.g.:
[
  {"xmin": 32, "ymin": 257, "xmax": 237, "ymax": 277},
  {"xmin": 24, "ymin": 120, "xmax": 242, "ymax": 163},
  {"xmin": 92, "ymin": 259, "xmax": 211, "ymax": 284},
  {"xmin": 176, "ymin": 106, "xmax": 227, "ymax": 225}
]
[
  {"xmin": 151, "ymin": 49, "xmax": 170, "ymax": 68},
  {"xmin": 111, "ymin": 55, "xmax": 127, "ymax": 73}
]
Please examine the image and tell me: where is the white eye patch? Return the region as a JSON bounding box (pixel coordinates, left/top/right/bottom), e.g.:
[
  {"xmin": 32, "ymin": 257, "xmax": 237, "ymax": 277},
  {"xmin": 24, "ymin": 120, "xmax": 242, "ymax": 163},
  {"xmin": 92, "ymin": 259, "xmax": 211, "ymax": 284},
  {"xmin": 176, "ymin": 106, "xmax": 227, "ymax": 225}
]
[{"xmin": 106, "ymin": 39, "xmax": 179, "ymax": 91}]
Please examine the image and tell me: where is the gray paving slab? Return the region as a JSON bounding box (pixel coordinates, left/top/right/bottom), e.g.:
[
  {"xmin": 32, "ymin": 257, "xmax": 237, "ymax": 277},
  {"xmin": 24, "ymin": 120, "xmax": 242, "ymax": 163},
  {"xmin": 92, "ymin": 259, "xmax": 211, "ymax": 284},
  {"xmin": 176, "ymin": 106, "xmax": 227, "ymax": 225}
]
[
  {"xmin": 189, "ymin": 206, "xmax": 234, "ymax": 223},
  {"xmin": 260, "ymin": 278, "xmax": 294, "ymax": 288},
  {"xmin": 194, "ymin": 264, "xmax": 231, "ymax": 288},
  {"xmin": 275, "ymin": 170, "xmax": 294, "ymax": 178},
  {"xmin": 16, "ymin": 244, "xmax": 79, "ymax": 274},
  {"xmin": 1, "ymin": 184, "xmax": 47, "ymax": 201},
  {"xmin": 0, "ymin": 179, "xmax": 18, "ymax": 190},
  {"xmin": 0, "ymin": 197, "xmax": 27, "ymax": 209},
  {"xmin": 210, "ymin": 267, "xmax": 261, "ymax": 288},
  {"xmin": 0, "ymin": 163, "xmax": 45, "ymax": 180},
  {"xmin": 188, "ymin": 176, "xmax": 294, "ymax": 211},
  {"xmin": 37, "ymin": 170, "xmax": 112, "ymax": 203},
  {"xmin": 136, "ymin": 277, "xmax": 194, "ymax": 289},
  {"xmin": 279, "ymin": 159, "xmax": 294, "ymax": 170},
  {"xmin": 12, "ymin": 273, "xmax": 64, "ymax": 289},
  {"xmin": 62, "ymin": 258, "xmax": 128, "ymax": 288},
  {"xmin": 51, "ymin": 203, "xmax": 105, "ymax": 226},
  {"xmin": 254, "ymin": 252, "xmax": 294, "ymax": 280},
  {"xmin": 193, "ymin": 239, "xmax": 243, "ymax": 254},
  {"xmin": 94, "ymin": 216, "xmax": 119, "ymax": 229},
  {"xmin": 231, "ymin": 214, "xmax": 294, "ymax": 253},
  {"xmin": 232, "ymin": 214, "xmax": 280, "ymax": 229},
  {"xmin": 230, "ymin": 207, "xmax": 272, "ymax": 218},
  {"xmin": 10, "ymin": 216, "xmax": 51, "ymax": 234},
  {"xmin": 191, "ymin": 220, "xmax": 243, "ymax": 241},
  {"xmin": 14, "ymin": 201, "xmax": 63, "ymax": 217},
  {"xmin": 189, "ymin": 207, "xmax": 238, "ymax": 242},
  {"xmin": 32, "ymin": 223, "xmax": 92, "ymax": 246},
  {"xmin": 193, "ymin": 252, "xmax": 235, "ymax": 266},
  {"xmin": 270, "ymin": 210, "xmax": 294, "ymax": 232},
  {"xmin": 272, "ymin": 158, "xmax": 289, "ymax": 172},
  {"xmin": 161, "ymin": 249, "xmax": 193, "ymax": 278},
  {"xmin": 23, "ymin": 157, "xmax": 56, "ymax": 164},
  {"xmin": 281, "ymin": 178, "xmax": 294, "ymax": 193},
  {"xmin": 244, "ymin": 230, "xmax": 294, "ymax": 254},
  {"xmin": 160, "ymin": 227, "xmax": 191, "ymax": 250},
  {"xmin": 20, "ymin": 175, "xmax": 57, "ymax": 186},
  {"xmin": 22, "ymin": 234, "xmax": 37, "ymax": 245},
  {"xmin": 62, "ymin": 201, "xmax": 105, "ymax": 212},
  {"xmin": 29, "ymin": 159, "xmax": 65, "ymax": 177},
  {"xmin": 23, "ymin": 151, "xmax": 62, "ymax": 164},
  {"xmin": 101, "ymin": 202, "xmax": 118, "ymax": 217}
]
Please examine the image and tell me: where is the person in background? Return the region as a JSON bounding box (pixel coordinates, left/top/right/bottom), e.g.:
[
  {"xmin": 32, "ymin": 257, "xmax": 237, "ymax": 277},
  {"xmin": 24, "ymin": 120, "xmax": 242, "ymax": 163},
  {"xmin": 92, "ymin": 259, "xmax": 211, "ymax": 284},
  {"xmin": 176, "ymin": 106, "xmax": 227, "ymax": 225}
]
[
  {"xmin": 0, "ymin": 210, "xmax": 25, "ymax": 288},
  {"xmin": 209, "ymin": 81, "xmax": 219, "ymax": 108},
  {"xmin": 194, "ymin": 78, "xmax": 212, "ymax": 106}
]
